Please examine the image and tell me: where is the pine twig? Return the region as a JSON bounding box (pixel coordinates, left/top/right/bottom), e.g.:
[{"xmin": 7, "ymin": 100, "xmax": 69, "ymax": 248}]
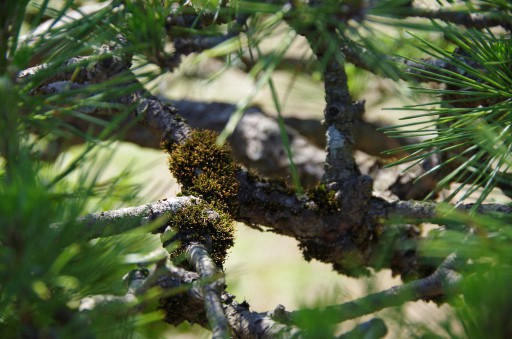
[
  {"xmin": 337, "ymin": 318, "xmax": 387, "ymax": 339},
  {"xmin": 73, "ymin": 196, "xmax": 198, "ymax": 240},
  {"xmin": 405, "ymin": 7, "xmax": 512, "ymax": 31},
  {"xmin": 186, "ymin": 243, "xmax": 230, "ymax": 339},
  {"xmin": 386, "ymin": 200, "xmax": 512, "ymax": 220},
  {"xmin": 290, "ymin": 254, "xmax": 462, "ymax": 324}
]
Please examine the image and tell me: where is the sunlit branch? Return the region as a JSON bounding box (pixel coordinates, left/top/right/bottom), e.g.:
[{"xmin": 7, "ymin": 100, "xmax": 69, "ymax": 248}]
[
  {"xmin": 290, "ymin": 254, "xmax": 462, "ymax": 324},
  {"xmin": 186, "ymin": 243, "xmax": 230, "ymax": 339},
  {"xmin": 74, "ymin": 196, "xmax": 198, "ymax": 240}
]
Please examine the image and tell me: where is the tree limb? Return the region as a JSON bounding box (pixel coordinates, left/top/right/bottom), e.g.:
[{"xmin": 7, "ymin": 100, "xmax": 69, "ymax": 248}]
[
  {"xmin": 384, "ymin": 200, "xmax": 512, "ymax": 220},
  {"xmin": 171, "ymin": 100, "xmax": 325, "ymax": 187},
  {"xmin": 124, "ymin": 263, "xmax": 304, "ymax": 338},
  {"xmin": 77, "ymin": 253, "xmax": 462, "ymax": 338},
  {"xmin": 290, "ymin": 254, "xmax": 462, "ymax": 324},
  {"xmin": 403, "ymin": 7, "xmax": 512, "ymax": 31},
  {"xmin": 337, "ymin": 318, "xmax": 387, "ymax": 339},
  {"xmin": 185, "ymin": 243, "xmax": 230, "ymax": 339},
  {"xmin": 73, "ymin": 196, "xmax": 198, "ymax": 240},
  {"xmin": 22, "ymin": 35, "xmax": 512, "ymax": 279}
]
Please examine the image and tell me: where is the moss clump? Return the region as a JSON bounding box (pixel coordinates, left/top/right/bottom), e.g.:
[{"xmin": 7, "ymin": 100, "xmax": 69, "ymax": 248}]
[
  {"xmin": 307, "ymin": 184, "xmax": 339, "ymax": 215},
  {"xmin": 161, "ymin": 130, "xmax": 238, "ymax": 268},
  {"xmin": 161, "ymin": 201, "xmax": 235, "ymax": 269},
  {"xmin": 165, "ymin": 129, "xmax": 239, "ymax": 216}
]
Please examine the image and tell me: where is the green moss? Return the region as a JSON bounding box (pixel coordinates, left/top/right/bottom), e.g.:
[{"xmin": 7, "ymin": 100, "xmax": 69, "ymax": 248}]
[
  {"xmin": 161, "ymin": 130, "xmax": 239, "ymax": 268},
  {"xmin": 307, "ymin": 183, "xmax": 339, "ymax": 215},
  {"xmin": 161, "ymin": 201, "xmax": 235, "ymax": 269},
  {"xmin": 165, "ymin": 129, "xmax": 239, "ymax": 216},
  {"xmin": 245, "ymin": 167, "xmax": 296, "ymax": 197}
]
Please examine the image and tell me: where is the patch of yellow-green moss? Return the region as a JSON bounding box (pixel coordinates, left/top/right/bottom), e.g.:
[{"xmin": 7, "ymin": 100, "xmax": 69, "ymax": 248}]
[
  {"xmin": 307, "ymin": 183, "xmax": 339, "ymax": 214},
  {"xmin": 164, "ymin": 130, "xmax": 239, "ymax": 216},
  {"xmin": 161, "ymin": 201, "xmax": 235, "ymax": 269}
]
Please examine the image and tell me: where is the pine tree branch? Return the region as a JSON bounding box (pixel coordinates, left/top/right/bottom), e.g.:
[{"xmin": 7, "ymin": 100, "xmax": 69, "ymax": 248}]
[
  {"xmin": 18, "ymin": 36, "xmax": 132, "ymax": 91},
  {"xmin": 403, "ymin": 7, "xmax": 512, "ymax": 31},
  {"xmin": 155, "ymin": 267, "xmax": 305, "ymax": 338},
  {"xmin": 74, "ymin": 196, "xmax": 198, "ymax": 240},
  {"xmin": 77, "ymin": 254, "xmax": 462, "ymax": 338},
  {"xmin": 22, "ymin": 31, "xmax": 512, "ymax": 280},
  {"xmin": 93, "ymin": 262, "xmax": 304, "ymax": 338},
  {"xmin": 69, "ymin": 183, "xmax": 510, "ymax": 281},
  {"xmin": 290, "ymin": 254, "xmax": 462, "ymax": 325},
  {"xmin": 185, "ymin": 243, "xmax": 230, "ymax": 339},
  {"xmin": 337, "ymin": 318, "xmax": 387, "ymax": 339},
  {"xmin": 384, "ymin": 200, "xmax": 512, "ymax": 220}
]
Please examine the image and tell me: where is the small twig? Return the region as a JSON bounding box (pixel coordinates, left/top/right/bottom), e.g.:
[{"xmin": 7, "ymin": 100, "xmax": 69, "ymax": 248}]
[
  {"xmin": 133, "ymin": 259, "xmax": 169, "ymax": 295},
  {"xmin": 405, "ymin": 8, "xmax": 512, "ymax": 31},
  {"xmin": 18, "ymin": 36, "xmax": 132, "ymax": 90},
  {"xmin": 320, "ymin": 56, "xmax": 360, "ymax": 183},
  {"xmin": 80, "ymin": 261, "xmax": 303, "ymax": 338},
  {"xmin": 186, "ymin": 243, "xmax": 230, "ymax": 339},
  {"xmin": 385, "ymin": 200, "xmax": 512, "ymax": 220},
  {"xmin": 290, "ymin": 254, "xmax": 462, "ymax": 324},
  {"xmin": 18, "ymin": 40, "xmax": 191, "ymax": 146},
  {"xmin": 337, "ymin": 318, "xmax": 387, "ymax": 339}
]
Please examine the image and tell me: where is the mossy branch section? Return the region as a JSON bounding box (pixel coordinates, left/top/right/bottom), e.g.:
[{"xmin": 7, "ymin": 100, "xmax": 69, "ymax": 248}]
[
  {"xmin": 307, "ymin": 183, "xmax": 339, "ymax": 215},
  {"xmin": 161, "ymin": 201, "xmax": 234, "ymax": 269},
  {"xmin": 164, "ymin": 129, "xmax": 239, "ymax": 216},
  {"xmin": 162, "ymin": 130, "xmax": 238, "ymax": 268}
]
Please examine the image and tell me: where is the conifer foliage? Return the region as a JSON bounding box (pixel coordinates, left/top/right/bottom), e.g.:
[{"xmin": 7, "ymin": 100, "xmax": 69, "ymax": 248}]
[{"xmin": 1, "ymin": 0, "xmax": 511, "ymax": 337}]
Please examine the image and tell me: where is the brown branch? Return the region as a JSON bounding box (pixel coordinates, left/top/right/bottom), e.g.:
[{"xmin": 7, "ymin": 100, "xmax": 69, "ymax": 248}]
[
  {"xmin": 158, "ymin": 268, "xmax": 304, "ymax": 338},
  {"xmin": 77, "ymin": 254, "xmax": 462, "ymax": 338},
  {"xmin": 18, "ymin": 36, "xmax": 133, "ymax": 90},
  {"xmin": 18, "ymin": 37, "xmax": 191, "ymax": 146}
]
